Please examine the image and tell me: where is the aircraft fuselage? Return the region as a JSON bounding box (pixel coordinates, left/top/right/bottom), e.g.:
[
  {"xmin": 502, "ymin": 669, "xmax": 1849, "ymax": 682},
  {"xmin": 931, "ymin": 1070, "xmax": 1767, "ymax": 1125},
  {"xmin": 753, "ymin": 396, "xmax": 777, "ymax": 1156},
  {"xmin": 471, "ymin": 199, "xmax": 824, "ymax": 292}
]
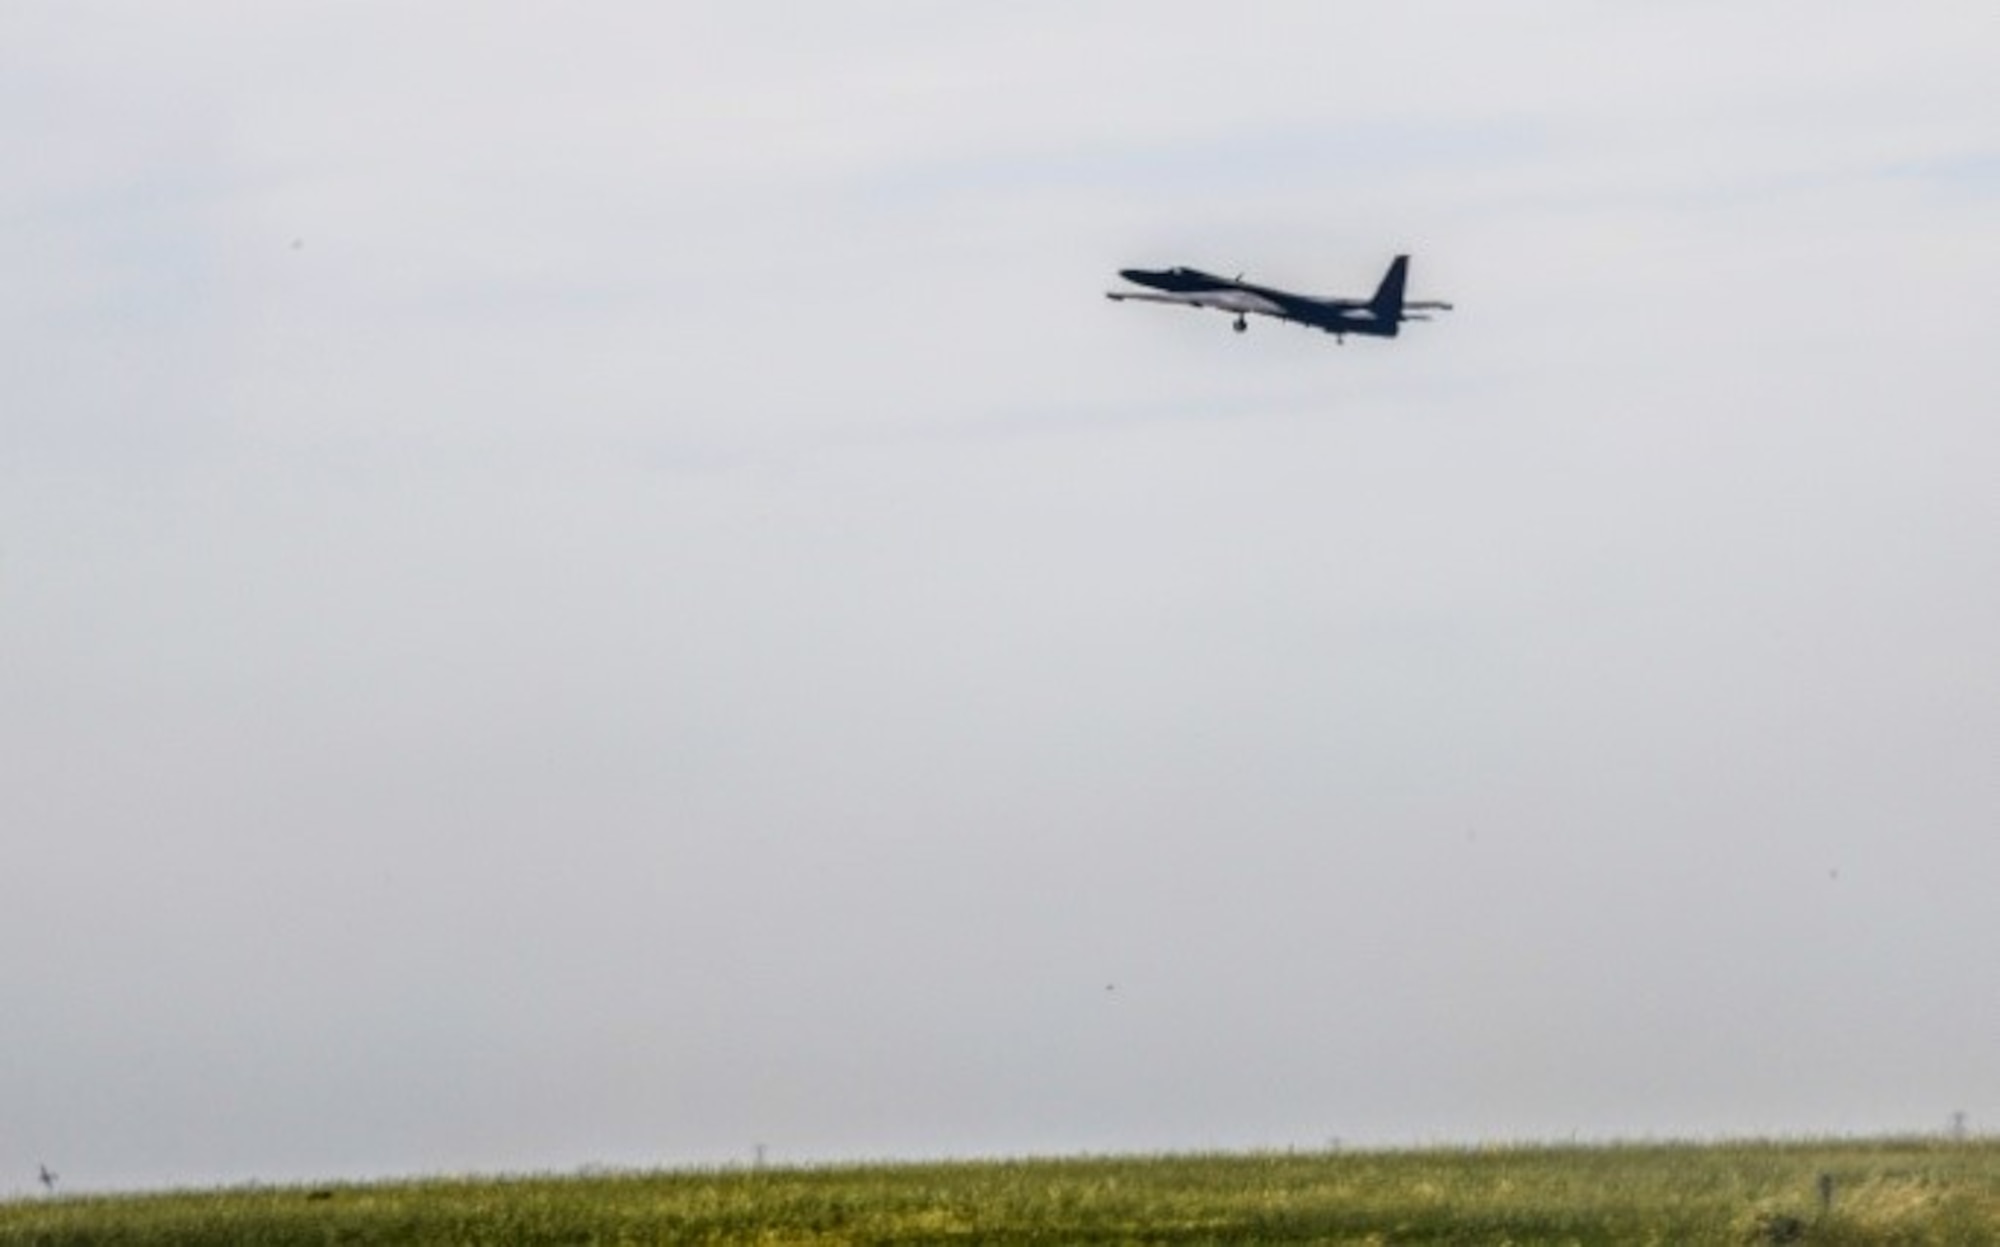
[{"xmin": 1108, "ymin": 257, "xmax": 1448, "ymax": 339}]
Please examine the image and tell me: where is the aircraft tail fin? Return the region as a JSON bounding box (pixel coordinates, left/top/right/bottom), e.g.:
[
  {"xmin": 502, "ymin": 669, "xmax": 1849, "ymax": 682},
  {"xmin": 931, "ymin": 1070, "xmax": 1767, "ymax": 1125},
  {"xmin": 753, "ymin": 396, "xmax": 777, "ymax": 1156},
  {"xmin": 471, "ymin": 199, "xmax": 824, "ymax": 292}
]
[{"xmin": 1368, "ymin": 255, "xmax": 1410, "ymax": 322}]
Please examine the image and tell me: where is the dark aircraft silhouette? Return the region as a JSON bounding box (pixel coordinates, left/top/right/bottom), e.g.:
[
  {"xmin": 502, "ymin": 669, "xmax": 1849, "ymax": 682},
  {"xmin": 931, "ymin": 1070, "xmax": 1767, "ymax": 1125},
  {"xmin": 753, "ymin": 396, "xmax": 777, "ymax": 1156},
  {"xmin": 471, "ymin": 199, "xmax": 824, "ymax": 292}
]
[{"xmin": 1107, "ymin": 254, "xmax": 1451, "ymax": 340}]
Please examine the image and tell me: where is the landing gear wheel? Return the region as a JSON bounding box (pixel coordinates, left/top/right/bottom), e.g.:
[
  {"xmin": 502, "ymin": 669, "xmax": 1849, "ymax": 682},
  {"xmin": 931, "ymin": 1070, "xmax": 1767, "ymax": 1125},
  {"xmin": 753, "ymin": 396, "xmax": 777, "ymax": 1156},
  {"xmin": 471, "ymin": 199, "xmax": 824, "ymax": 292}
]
[{"xmin": 1233, "ymin": 315, "xmax": 1247, "ymax": 334}]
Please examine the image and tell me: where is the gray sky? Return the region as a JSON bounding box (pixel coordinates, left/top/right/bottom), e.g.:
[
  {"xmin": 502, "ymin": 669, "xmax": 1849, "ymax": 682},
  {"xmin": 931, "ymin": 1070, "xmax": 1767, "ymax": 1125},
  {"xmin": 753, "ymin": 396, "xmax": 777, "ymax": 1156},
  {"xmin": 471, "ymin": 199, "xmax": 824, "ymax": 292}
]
[{"xmin": 4, "ymin": 2, "xmax": 1997, "ymax": 1193}]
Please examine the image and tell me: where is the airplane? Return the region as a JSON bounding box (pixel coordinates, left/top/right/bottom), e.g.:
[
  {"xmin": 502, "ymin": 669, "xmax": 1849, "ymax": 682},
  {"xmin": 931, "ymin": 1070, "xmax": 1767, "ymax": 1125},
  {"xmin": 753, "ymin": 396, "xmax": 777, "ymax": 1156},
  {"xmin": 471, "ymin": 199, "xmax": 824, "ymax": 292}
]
[{"xmin": 1106, "ymin": 254, "xmax": 1451, "ymax": 341}]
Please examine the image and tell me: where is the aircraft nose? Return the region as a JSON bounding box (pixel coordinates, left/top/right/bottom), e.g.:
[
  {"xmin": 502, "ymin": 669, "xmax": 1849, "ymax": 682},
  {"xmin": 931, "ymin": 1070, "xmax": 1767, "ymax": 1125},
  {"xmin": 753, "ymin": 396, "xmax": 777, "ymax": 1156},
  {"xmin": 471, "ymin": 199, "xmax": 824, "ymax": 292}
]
[{"xmin": 1119, "ymin": 268, "xmax": 1163, "ymax": 287}]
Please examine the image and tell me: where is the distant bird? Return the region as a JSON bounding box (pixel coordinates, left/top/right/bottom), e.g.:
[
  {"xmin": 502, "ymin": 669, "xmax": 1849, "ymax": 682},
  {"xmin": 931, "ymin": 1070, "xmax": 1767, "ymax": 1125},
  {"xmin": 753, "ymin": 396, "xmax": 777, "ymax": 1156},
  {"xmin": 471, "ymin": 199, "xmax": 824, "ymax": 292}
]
[
  {"xmin": 290, "ymin": 237, "xmax": 304, "ymax": 251},
  {"xmin": 38, "ymin": 1164, "xmax": 56, "ymax": 1194}
]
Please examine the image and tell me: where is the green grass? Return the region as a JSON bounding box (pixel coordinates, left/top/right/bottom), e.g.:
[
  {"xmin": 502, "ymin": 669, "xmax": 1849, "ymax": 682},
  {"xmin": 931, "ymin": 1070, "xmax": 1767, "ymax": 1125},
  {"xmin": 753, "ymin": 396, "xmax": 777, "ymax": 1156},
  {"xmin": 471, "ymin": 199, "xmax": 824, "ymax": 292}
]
[{"xmin": 6, "ymin": 1138, "xmax": 2000, "ymax": 1244}]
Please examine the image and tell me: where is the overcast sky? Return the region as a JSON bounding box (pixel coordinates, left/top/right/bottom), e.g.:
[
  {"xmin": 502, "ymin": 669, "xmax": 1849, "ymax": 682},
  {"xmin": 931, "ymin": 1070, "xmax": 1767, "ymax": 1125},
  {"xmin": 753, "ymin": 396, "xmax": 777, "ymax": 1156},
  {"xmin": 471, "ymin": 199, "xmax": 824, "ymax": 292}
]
[{"xmin": 4, "ymin": 2, "xmax": 1997, "ymax": 1194}]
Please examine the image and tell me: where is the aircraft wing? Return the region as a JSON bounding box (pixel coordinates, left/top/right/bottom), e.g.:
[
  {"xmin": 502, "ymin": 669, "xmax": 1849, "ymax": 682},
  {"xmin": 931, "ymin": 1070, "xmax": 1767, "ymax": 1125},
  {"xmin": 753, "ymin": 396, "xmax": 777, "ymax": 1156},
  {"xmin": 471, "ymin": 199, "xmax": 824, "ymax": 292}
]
[{"xmin": 1107, "ymin": 288, "xmax": 1288, "ymax": 317}]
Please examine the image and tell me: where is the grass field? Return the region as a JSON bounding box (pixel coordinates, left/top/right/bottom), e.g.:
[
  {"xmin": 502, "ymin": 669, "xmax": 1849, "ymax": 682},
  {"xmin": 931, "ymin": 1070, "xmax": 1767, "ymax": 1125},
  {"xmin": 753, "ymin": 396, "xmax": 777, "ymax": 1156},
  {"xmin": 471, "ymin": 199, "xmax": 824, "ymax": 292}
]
[{"xmin": 5, "ymin": 1138, "xmax": 1999, "ymax": 1244}]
